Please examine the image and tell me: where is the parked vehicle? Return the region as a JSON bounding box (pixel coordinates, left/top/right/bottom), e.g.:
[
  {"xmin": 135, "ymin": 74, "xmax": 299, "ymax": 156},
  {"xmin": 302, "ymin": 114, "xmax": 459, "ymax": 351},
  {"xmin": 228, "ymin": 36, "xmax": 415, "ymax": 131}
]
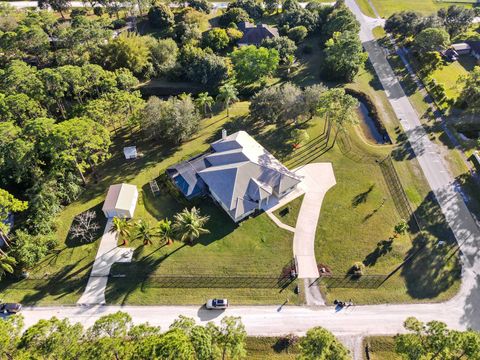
[
  {"xmin": 206, "ymin": 298, "xmax": 228, "ymax": 309},
  {"xmin": 0, "ymin": 303, "xmax": 22, "ymax": 314}
]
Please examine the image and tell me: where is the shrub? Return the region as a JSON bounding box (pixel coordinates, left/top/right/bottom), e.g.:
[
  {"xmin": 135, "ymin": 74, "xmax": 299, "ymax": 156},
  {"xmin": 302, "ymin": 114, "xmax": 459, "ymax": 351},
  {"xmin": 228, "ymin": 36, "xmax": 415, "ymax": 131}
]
[
  {"xmin": 350, "ymin": 262, "xmax": 365, "ymax": 277},
  {"xmin": 287, "ymin": 25, "xmax": 308, "ymax": 43},
  {"xmin": 71, "ymin": 8, "xmax": 88, "ymax": 18},
  {"xmin": 394, "ymin": 219, "xmax": 409, "ymax": 236},
  {"xmin": 188, "ymin": 0, "xmax": 212, "ymax": 13},
  {"xmin": 148, "ymin": 3, "xmax": 175, "ymax": 29},
  {"xmin": 111, "ymin": 18, "xmax": 126, "ymax": 29},
  {"xmin": 218, "ymin": 7, "xmax": 251, "ymax": 27},
  {"xmin": 93, "ymin": 6, "xmax": 104, "ymax": 16}
]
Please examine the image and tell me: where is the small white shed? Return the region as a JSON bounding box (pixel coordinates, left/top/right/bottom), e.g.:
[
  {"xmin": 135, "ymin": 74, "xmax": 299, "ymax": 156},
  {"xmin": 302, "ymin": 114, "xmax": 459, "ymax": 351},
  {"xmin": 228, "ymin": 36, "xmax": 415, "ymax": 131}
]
[
  {"xmin": 102, "ymin": 183, "xmax": 139, "ymax": 219},
  {"xmin": 123, "ymin": 146, "xmax": 137, "ymax": 160}
]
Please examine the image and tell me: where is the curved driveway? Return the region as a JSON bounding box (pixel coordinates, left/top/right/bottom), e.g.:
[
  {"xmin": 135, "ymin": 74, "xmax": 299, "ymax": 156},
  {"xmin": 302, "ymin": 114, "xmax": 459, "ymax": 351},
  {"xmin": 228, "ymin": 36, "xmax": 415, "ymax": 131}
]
[{"xmin": 7, "ymin": 2, "xmax": 480, "ymax": 358}]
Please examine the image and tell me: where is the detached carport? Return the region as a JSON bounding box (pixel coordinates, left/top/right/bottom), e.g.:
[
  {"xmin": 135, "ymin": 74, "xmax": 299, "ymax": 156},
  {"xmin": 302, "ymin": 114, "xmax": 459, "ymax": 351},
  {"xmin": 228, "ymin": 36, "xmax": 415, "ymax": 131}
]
[{"xmin": 102, "ymin": 183, "xmax": 138, "ymax": 219}]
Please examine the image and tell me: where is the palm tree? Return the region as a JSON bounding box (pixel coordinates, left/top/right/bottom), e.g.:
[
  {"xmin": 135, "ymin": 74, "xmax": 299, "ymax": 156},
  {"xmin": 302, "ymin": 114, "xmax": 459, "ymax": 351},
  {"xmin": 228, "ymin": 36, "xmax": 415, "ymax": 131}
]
[
  {"xmin": 157, "ymin": 219, "xmax": 175, "ymax": 245},
  {"xmin": 133, "ymin": 219, "xmax": 157, "ymax": 246},
  {"xmin": 0, "ymin": 254, "xmax": 16, "ymax": 280},
  {"xmin": 173, "ymin": 207, "xmax": 210, "ymax": 243},
  {"xmin": 111, "ymin": 217, "xmax": 132, "ymax": 246},
  {"xmin": 285, "ymin": 54, "xmax": 297, "ymax": 75},
  {"xmin": 216, "ymin": 83, "xmax": 238, "ymax": 117},
  {"xmin": 195, "ymin": 92, "xmax": 215, "ymax": 117}
]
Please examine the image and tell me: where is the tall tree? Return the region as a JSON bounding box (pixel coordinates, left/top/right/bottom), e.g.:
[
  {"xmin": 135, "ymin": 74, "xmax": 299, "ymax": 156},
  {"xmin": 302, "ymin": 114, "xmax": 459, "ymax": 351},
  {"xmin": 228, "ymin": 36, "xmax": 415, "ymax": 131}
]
[
  {"xmin": 322, "ymin": 31, "xmax": 367, "ymax": 82},
  {"xmin": 216, "ymin": 83, "xmax": 238, "ymax": 117},
  {"xmin": 172, "ymin": 207, "xmax": 210, "ymax": 243},
  {"xmin": 195, "ymin": 92, "xmax": 214, "ymax": 117},
  {"xmin": 230, "ymin": 46, "xmax": 280, "ymax": 84},
  {"xmin": 101, "ymin": 33, "xmax": 151, "ymax": 75},
  {"xmin": 0, "ymin": 188, "xmax": 28, "ymax": 247},
  {"xmin": 213, "ymin": 316, "xmax": 247, "ymax": 360},
  {"xmin": 52, "ymin": 117, "xmax": 111, "ymax": 185},
  {"xmin": 384, "ymin": 11, "xmax": 421, "ymax": 38},
  {"xmin": 0, "ymin": 253, "xmax": 16, "ymax": 279},
  {"xmin": 413, "ymin": 27, "xmax": 450, "ymax": 53},
  {"xmin": 149, "ymin": 38, "xmax": 179, "ymax": 77},
  {"xmin": 395, "ymin": 317, "xmax": 480, "ymax": 359},
  {"xmin": 19, "ymin": 317, "xmax": 83, "ymax": 360},
  {"xmin": 438, "ymin": 5, "xmax": 475, "ymax": 37},
  {"xmin": 37, "ymin": 0, "xmax": 71, "ymax": 19},
  {"xmin": 298, "ymin": 326, "xmax": 350, "ymax": 359},
  {"xmin": 0, "ymin": 314, "xmax": 23, "ymax": 359},
  {"xmin": 459, "ymin": 66, "xmax": 480, "ymax": 112},
  {"xmin": 318, "ymin": 88, "xmax": 358, "ymax": 145}
]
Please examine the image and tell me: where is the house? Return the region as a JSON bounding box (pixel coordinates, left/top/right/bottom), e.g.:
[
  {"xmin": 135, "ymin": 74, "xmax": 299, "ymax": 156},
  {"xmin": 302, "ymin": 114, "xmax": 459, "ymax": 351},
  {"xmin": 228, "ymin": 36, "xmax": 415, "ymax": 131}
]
[
  {"xmin": 102, "ymin": 183, "xmax": 138, "ymax": 218},
  {"xmin": 237, "ymin": 21, "xmax": 279, "ymax": 46},
  {"xmin": 468, "ymin": 41, "xmax": 480, "ymax": 61},
  {"xmin": 452, "ymin": 43, "xmax": 471, "ymax": 55},
  {"xmin": 441, "ymin": 42, "xmax": 480, "ymax": 62},
  {"xmin": 167, "ymin": 130, "xmax": 301, "ymax": 222}
]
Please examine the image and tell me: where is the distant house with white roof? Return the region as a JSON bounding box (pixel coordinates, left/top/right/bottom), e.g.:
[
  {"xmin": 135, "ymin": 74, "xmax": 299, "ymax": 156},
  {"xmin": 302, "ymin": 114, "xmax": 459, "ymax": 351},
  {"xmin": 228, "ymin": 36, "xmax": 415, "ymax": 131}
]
[{"xmin": 167, "ymin": 130, "xmax": 301, "ymax": 222}]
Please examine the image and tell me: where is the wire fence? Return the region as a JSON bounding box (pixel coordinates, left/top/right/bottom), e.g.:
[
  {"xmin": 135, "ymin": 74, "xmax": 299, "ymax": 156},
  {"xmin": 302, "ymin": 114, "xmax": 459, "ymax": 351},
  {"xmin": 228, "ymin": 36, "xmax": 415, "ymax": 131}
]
[
  {"xmin": 134, "ymin": 274, "xmax": 296, "ymax": 289},
  {"xmin": 379, "ymin": 156, "xmax": 420, "ymax": 233},
  {"xmin": 316, "ymin": 274, "xmax": 388, "ymax": 289}
]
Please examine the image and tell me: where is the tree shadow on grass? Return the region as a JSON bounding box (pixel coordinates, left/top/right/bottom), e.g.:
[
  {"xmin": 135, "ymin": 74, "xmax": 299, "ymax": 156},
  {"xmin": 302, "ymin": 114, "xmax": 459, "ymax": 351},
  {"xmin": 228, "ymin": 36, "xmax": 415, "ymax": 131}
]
[
  {"xmin": 77, "ymin": 127, "xmax": 180, "ymax": 205},
  {"xmin": 363, "ymin": 239, "xmax": 393, "ymax": 267},
  {"xmin": 400, "ymin": 191, "xmax": 461, "ymax": 299},
  {"xmin": 352, "ymin": 185, "xmax": 375, "ymax": 208},
  {"xmin": 0, "ymin": 260, "xmax": 95, "ymax": 305},
  {"xmin": 106, "ymin": 243, "xmax": 189, "ymax": 305},
  {"xmin": 65, "ymin": 203, "xmax": 107, "ymax": 248}
]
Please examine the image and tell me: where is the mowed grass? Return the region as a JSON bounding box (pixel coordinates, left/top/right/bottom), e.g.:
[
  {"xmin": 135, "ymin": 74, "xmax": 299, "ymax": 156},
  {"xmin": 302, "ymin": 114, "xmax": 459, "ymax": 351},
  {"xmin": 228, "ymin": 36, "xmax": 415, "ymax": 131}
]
[
  {"xmin": 0, "ymin": 103, "xmax": 257, "ymax": 305},
  {"xmin": 273, "ymin": 195, "xmax": 304, "ymax": 228},
  {"xmin": 106, "ymin": 199, "xmax": 297, "ymax": 305},
  {"xmin": 246, "ymin": 337, "xmax": 299, "ymax": 359},
  {"xmin": 430, "ymin": 56, "xmax": 474, "ymax": 101},
  {"xmin": 363, "ymin": 337, "xmax": 401, "ymax": 360},
  {"xmin": 369, "ymin": 0, "xmax": 472, "ymax": 17}
]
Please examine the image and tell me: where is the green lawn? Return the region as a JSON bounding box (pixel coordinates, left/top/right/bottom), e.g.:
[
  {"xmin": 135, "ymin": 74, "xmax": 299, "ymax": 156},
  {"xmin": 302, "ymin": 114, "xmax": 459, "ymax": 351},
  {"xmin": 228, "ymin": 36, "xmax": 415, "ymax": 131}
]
[
  {"xmin": 0, "ymin": 34, "xmax": 463, "ymax": 306},
  {"xmin": 357, "ymin": 0, "xmax": 377, "ymax": 18},
  {"xmin": 369, "ymin": 0, "xmax": 472, "ymax": 17},
  {"xmin": 363, "ymin": 337, "xmax": 401, "ymax": 360},
  {"xmin": 430, "ymin": 56, "xmax": 475, "ymax": 101},
  {"xmin": 246, "ymin": 337, "xmax": 298, "ymax": 359},
  {"xmin": 273, "ymin": 195, "xmax": 304, "ymax": 228}
]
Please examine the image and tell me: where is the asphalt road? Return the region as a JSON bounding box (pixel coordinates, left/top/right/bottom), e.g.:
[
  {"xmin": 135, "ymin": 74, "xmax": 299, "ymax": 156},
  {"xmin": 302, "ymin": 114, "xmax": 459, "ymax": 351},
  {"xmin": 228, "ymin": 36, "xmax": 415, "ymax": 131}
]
[{"xmin": 2, "ymin": 1, "xmax": 480, "ymax": 355}]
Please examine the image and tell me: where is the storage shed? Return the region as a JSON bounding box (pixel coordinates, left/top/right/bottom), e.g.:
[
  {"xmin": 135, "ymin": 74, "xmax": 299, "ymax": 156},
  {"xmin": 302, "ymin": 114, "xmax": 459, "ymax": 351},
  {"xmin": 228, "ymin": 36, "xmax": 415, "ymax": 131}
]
[
  {"xmin": 123, "ymin": 146, "xmax": 137, "ymax": 160},
  {"xmin": 102, "ymin": 183, "xmax": 138, "ymax": 218}
]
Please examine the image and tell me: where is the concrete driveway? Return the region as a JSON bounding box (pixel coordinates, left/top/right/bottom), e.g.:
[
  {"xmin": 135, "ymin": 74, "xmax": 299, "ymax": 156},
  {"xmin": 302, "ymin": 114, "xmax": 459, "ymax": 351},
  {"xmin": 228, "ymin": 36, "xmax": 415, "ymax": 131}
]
[{"xmin": 77, "ymin": 219, "xmax": 133, "ymax": 305}]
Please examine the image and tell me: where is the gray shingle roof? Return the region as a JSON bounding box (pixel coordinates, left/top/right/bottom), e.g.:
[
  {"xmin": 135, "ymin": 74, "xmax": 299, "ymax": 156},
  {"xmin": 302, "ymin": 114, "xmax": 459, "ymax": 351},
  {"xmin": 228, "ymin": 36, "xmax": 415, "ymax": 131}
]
[
  {"xmin": 198, "ymin": 131, "xmax": 300, "ymax": 220},
  {"xmin": 237, "ymin": 21, "xmax": 279, "ymax": 46}
]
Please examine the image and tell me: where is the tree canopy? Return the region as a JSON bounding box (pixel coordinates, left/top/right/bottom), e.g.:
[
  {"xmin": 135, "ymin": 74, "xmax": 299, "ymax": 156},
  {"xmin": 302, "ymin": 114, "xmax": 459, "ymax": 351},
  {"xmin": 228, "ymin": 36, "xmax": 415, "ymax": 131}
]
[{"xmin": 231, "ymin": 45, "xmax": 280, "ymax": 84}]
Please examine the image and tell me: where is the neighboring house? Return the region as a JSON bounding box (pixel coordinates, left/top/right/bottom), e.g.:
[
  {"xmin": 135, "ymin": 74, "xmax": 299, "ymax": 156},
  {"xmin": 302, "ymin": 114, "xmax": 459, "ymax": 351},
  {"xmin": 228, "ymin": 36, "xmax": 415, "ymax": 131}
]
[
  {"xmin": 237, "ymin": 21, "xmax": 279, "ymax": 46},
  {"xmin": 468, "ymin": 41, "xmax": 480, "ymax": 61},
  {"xmin": 441, "ymin": 42, "xmax": 480, "ymax": 62},
  {"xmin": 167, "ymin": 130, "xmax": 301, "ymax": 222},
  {"xmin": 102, "ymin": 183, "xmax": 138, "ymax": 218}
]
